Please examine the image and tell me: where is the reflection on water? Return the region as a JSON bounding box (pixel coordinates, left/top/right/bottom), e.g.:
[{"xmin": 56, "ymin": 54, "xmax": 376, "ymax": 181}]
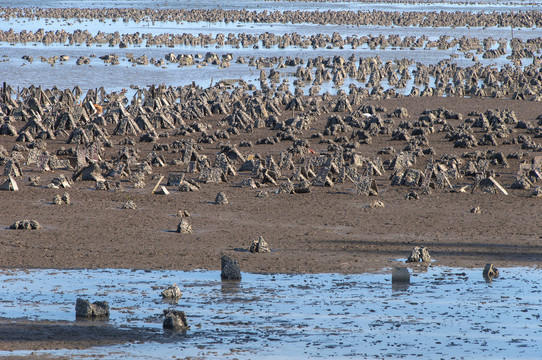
[{"xmin": 0, "ymin": 266, "xmax": 541, "ymax": 359}]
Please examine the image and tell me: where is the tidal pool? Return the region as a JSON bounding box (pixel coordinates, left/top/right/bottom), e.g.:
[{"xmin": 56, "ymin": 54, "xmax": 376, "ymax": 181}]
[{"xmin": 0, "ymin": 266, "xmax": 540, "ymax": 359}]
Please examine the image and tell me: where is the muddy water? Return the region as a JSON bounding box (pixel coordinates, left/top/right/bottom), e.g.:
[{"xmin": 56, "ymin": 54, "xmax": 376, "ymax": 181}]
[{"xmin": 0, "ymin": 266, "xmax": 541, "ymax": 359}]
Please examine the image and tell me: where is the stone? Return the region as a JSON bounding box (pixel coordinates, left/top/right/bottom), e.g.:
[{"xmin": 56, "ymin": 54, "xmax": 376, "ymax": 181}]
[
  {"xmin": 392, "ymin": 267, "xmax": 410, "ymax": 284},
  {"xmin": 121, "ymin": 200, "xmax": 137, "ymax": 209},
  {"xmin": 75, "ymin": 298, "xmax": 110, "ymax": 318},
  {"xmin": 10, "ymin": 219, "xmax": 41, "ymax": 230},
  {"xmin": 369, "ymin": 200, "xmax": 385, "ymax": 208},
  {"xmin": 531, "ymin": 187, "xmax": 542, "ymax": 197},
  {"xmin": 405, "ymin": 191, "xmax": 420, "ymax": 200},
  {"xmin": 250, "ymin": 236, "xmax": 271, "ymax": 253},
  {"xmin": 483, "ymin": 263, "xmax": 499, "ymax": 281},
  {"xmin": 0, "ymin": 176, "xmax": 18, "ymax": 191},
  {"xmin": 470, "ymin": 206, "xmax": 481, "ymax": 213},
  {"xmin": 221, "ymin": 255, "xmax": 241, "ymax": 281},
  {"xmin": 277, "ymin": 180, "xmax": 295, "ymax": 194},
  {"xmin": 215, "ymin": 192, "xmax": 228, "ymax": 204},
  {"xmin": 61, "ymin": 192, "xmax": 70, "ymax": 205},
  {"xmin": 177, "ymin": 219, "xmax": 193, "ymax": 234},
  {"xmin": 160, "ymin": 283, "xmax": 183, "ymax": 299},
  {"xmin": 50, "ymin": 174, "xmax": 71, "ymax": 189},
  {"xmin": 406, "ymin": 246, "xmax": 431, "ymax": 263},
  {"xmin": 177, "ymin": 209, "xmax": 190, "ymax": 217},
  {"xmin": 163, "ymin": 309, "xmax": 189, "ymax": 330},
  {"xmin": 53, "ymin": 194, "xmax": 62, "ymax": 205},
  {"xmin": 29, "ymin": 175, "xmax": 40, "ymax": 186}
]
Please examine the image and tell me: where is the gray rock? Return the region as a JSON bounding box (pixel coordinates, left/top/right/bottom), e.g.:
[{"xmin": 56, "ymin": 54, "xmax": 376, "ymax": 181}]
[
  {"xmin": 121, "ymin": 200, "xmax": 137, "ymax": 209},
  {"xmin": 404, "ymin": 191, "xmax": 420, "ymax": 200},
  {"xmin": 177, "ymin": 219, "xmax": 193, "ymax": 234},
  {"xmin": 392, "ymin": 267, "xmax": 410, "ymax": 284},
  {"xmin": 61, "ymin": 192, "xmax": 70, "ymax": 205},
  {"xmin": 406, "ymin": 246, "xmax": 431, "ymax": 263},
  {"xmin": 75, "ymin": 298, "xmax": 110, "ymax": 318},
  {"xmin": 163, "ymin": 309, "xmax": 189, "ymax": 330},
  {"xmin": 160, "ymin": 283, "xmax": 183, "ymax": 299},
  {"xmin": 10, "ymin": 219, "xmax": 41, "ymax": 230},
  {"xmin": 215, "ymin": 192, "xmax": 228, "ymax": 204},
  {"xmin": 53, "ymin": 194, "xmax": 62, "ymax": 205},
  {"xmin": 221, "ymin": 255, "xmax": 241, "ymax": 281},
  {"xmin": 277, "ymin": 180, "xmax": 295, "ymax": 194},
  {"xmin": 250, "ymin": 236, "xmax": 271, "ymax": 253}
]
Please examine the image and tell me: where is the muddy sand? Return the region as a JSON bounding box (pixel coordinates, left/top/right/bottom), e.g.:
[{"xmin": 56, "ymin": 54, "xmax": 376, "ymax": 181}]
[{"xmin": 1, "ymin": 96, "xmax": 541, "ymax": 275}]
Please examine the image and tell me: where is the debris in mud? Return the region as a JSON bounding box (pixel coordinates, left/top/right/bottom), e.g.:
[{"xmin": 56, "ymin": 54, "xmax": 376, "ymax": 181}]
[
  {"xmin": 177, "ymin": 209, "xmax": 190, "ymax": 217},
  {"xmin": 9, "ymin": 219, "xmax": 41, "ymax": 230},
  {"xmin": 53, "ymin": 192, "xmax": 70, "ymax": 205},
  {"xmin": 0, "ymin": 176, "xmax": 18, "ymax": 191},
  {"xmin": 75, "ymin": 298, "xmax": 110, "ymax": 319},
  {"xmin": 121, "ymin": 200, "xmax": 137, "ymax": 209},
  {"xmin": 177, "ymin": 219, "xmax": 193, "ymax": 234},
  {"xmin": 531, "ymin": 187, "xmax": 542, "ymax": 197},
  {"xmin": 470, "ymin": 206, "xmax": 481, "ymax": 213},
  {"xmin": 369, "ymin": 200, "xmax": 385, "ymax": 208},
  {"xmin": 250, "ymin": 236, "xmax": 271, "ymax": 253},
  {"xmin": 160, "ymin": 283, "xmax": 183, "ymax": 299},
  {"xmin": 49, "ymin": 174, "xmax": 71, "ymax": 189},
  {"xmin": 483, "ymin": 263, "xmax": 499, "ymax": 281},
  {"xmin": 163, "ymin": 309, "xmax": 189, "ymax": 330},
  {"xmin": 404, "ymin": 191, "xmax": 420, "ymax": 200},
  {"xmin": 406, "ymin": 246, "xmax": 431, "ymax": 263},
  {"xmin": 28, "ymin": 175, "xmax": 40, "ymax": 186},
  {"xmin": 221, "ymin": 255, "xmax": 241, "ymax": 281},
  {"xmin": 392, "ymin": 267, "xmax": 410, "ymax": 284},
  {"xmin": 215, "ymin": 191, "xmax": 228, "ymax": 204}
]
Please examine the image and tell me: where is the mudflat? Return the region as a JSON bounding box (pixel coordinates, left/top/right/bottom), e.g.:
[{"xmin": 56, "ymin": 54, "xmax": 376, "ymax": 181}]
[{"xmin": 1, "ymin": 96, "xmax": 541, "ymax": 275}]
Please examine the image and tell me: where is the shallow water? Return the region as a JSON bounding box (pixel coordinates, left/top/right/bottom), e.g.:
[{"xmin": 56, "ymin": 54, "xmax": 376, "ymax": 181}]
[
  {"xmin": 2, "ymin": 0, "xmax": 542, "ymax": 12},
  {"xmin": 1, "ymin": 0, "xmax": 540, "ymax": 95},
  {"xmin": 0, "ymin": 266, "xmax": 541, "ymax": 359}
]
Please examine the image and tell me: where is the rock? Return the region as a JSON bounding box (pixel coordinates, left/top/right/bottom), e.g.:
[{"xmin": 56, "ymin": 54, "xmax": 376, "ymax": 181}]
[
  {"xmin": 221, "ymin": 255, "xmax": 241, "ymax": 281},
  {"xmin": 61, "ymin": 192, "xmax": 70, "ymax": 204},
  {"xmin": 0, "ymin": 176, "xmax": 19, "ymax": 191},
  {"xmin": 177, "ymin": 209, "xmax": 190, "ymax": 217},
  {"xmin": 10, "ymin": 219, "xmax": 41, "ymax": 230},
  {"xmin": 277, "ymin": 180, "xmax": 295, "ymax": 194},
  {"xmin": 160, "ymin": 283, "xmax": 183, "ymax": 299},
  {"xmin": 163, "ymin": 309, "xmax": 189, "ymax": 330},
  {"xmin": 405, "ymin": 191, "xmax": 420, "ymax": 200},
  {"xmin": 406, "ymin": 246, "xmax": 431, "ymax": 263},
  {"xmin": 75, "ymin": 298, "xmax": 110, "ymax": 318},
  {"xmin": 122, "ymin": 200, "xmax": 137, "ymax": 209},
  {"xmin": 392, "ymin": 267, "xmax": 410, "ymax": 284},
  {"xmin": 482, "ymin": 263, "xmax": 499, "ymax": 281},
  {"xmin": 50, "ymin": 174, "xmax": 71, "ymax": 188},
  {"xmin": 250, "ymin": 236, "xmax": 271, "ymax": 253},
  {"xmin": 532, "ymin": 187, "xmax": 542, "ymax": 197},
  {"xmin": 369, "ymin": 200, "xmax": 385, "ymax": 208},
  {"xmin": 177, "ymin": 219, "xmax": 193, "ymax": 234},
  {"xmin": 28, "ymin": 175, "xmax": 40, "ymax": 186},
  {"xmin": 53, "ymin": 194, "xmax": 62, "ymax": 205},
  {"xmin": 215, "ymin": 192, "xmax": 228, "ymax": 204}
]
